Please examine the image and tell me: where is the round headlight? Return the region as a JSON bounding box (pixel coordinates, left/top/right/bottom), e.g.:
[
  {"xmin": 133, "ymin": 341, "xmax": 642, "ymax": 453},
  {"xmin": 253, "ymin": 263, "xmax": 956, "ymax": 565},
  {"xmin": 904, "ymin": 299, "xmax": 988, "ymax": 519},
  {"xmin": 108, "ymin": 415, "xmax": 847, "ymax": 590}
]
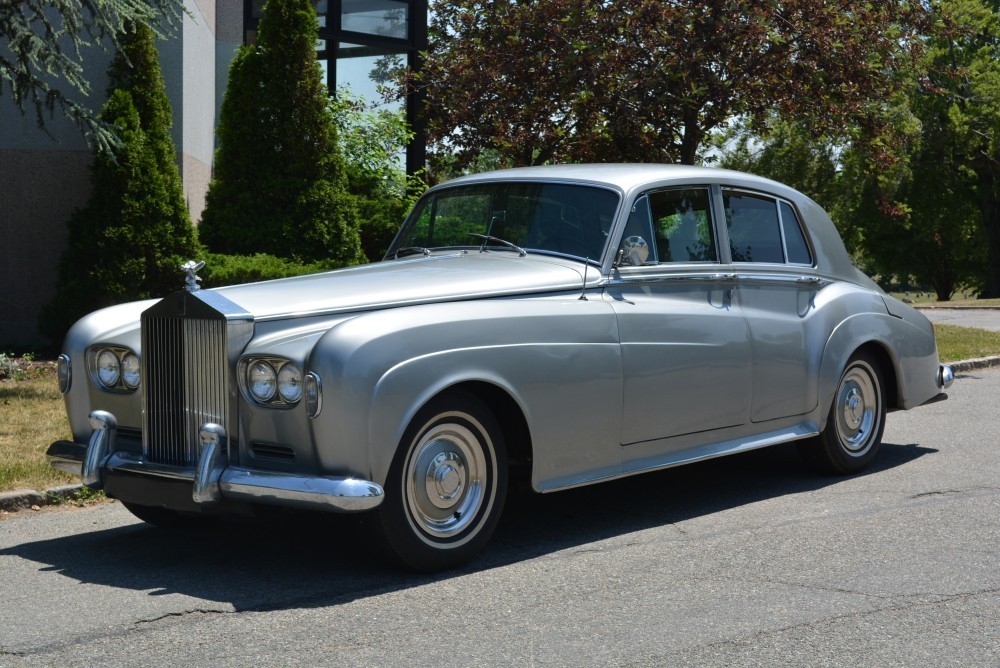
[
  {"xmin": 277, "ymin": 363, "xmax": 303, "ymax": 403},
  {"xmin": 96, "ymin": 349, "xmax": 120, "ymax": 388},
  {"xmin": 248, "ymin": 361, "xmax": 277, "ymax": 402},
  {"xmin": 121, "ymin": 352, "xmax": 141, "ymax": 389}
]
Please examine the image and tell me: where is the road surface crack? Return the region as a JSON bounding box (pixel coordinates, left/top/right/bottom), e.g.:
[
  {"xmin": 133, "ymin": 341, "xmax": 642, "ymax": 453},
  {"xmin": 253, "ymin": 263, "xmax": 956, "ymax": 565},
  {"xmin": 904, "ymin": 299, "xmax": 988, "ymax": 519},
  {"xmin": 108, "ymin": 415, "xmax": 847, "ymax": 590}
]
[{"xmin": 136, "ymin": 608, "xmax": 233, "ymax": 626}]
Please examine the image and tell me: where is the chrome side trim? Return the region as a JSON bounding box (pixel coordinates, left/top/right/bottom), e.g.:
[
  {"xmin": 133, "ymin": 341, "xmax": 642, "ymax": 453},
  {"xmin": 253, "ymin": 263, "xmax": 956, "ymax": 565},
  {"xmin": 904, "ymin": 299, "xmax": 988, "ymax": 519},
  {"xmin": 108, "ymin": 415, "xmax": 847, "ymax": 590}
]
[
  {"xmin": 53, "ymin": 416, "xmax": 384, "ymax": 513},
  {"xmin": 733, "ymin": 273, "xmax": 827, "ymax": 286},
  {"xmin": 611, "ymin": 271, "xmax": 736, "ymax": 285},
  {"xmin": 538, "ymin": 422, "xmax": 820, "ymax": 493},
  {"xmin": 613, "ymin": 271, "xmax": 828, "ymax": 288}
]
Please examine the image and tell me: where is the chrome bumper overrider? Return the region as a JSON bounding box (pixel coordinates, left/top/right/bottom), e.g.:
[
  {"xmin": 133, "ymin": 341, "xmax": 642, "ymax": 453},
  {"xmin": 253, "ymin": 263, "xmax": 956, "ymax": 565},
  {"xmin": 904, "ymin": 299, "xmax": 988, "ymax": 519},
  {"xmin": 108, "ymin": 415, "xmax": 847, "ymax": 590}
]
[{"xmin": 48, "ymin": 410, "xmax": 384, "ymax": 513}]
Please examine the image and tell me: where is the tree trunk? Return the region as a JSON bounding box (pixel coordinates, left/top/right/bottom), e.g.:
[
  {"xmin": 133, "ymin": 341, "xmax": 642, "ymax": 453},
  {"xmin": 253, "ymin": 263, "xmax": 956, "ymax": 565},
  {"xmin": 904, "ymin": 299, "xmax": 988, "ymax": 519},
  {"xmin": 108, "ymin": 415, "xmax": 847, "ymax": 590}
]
[
  {"xmin": 679, "ymin": 110, "xmax": 702, "ymax": 166},
  {"xmin": 979, "ymin": 168, "xmax": 1000, "ymax": 299}
]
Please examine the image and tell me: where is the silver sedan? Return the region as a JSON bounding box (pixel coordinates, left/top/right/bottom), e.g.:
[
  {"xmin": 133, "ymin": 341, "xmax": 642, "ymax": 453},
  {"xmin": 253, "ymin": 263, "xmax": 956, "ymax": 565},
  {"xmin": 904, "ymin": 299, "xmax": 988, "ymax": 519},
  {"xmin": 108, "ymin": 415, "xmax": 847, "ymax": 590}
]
[{"xmin": 48, "ymin": 164, "xmax": 953, "ymax": 570}]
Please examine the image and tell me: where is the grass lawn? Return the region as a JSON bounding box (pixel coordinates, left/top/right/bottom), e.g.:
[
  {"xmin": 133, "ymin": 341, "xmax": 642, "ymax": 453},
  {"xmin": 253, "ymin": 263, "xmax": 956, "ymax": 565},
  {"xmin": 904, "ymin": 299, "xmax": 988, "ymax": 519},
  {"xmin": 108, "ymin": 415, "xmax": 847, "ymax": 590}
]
[
  {"xmin": 3, "ymin": 323, "xmax": 1000, "ymax": 495},
  {"xmin": 1, "ymin": 359, "xmax": 76, "ymax": 495}
]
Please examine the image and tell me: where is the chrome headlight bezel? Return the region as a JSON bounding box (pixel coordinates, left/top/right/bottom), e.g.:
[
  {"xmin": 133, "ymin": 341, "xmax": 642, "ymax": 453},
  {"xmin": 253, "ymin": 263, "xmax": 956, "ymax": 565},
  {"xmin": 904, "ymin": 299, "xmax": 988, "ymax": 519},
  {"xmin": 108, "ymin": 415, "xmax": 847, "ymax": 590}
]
[
  {"xmin": 239, "ymin": 356, "xmax": 304, "ymax": 408},
  {"xmin": 86, "ymin": 346, "xmax": 140, "ymax": 393},
  {"xmin": 57, "ymin": 354, "xmax": 72, "ymax": 394}
]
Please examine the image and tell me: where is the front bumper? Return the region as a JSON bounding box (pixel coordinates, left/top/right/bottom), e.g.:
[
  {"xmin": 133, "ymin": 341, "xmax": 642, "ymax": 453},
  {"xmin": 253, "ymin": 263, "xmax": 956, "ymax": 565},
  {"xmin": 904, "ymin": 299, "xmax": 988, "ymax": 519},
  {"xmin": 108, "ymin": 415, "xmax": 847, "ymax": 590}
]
[{"xmin": 47, "ymin": 410, "xmax": 384, "ymax": 514}]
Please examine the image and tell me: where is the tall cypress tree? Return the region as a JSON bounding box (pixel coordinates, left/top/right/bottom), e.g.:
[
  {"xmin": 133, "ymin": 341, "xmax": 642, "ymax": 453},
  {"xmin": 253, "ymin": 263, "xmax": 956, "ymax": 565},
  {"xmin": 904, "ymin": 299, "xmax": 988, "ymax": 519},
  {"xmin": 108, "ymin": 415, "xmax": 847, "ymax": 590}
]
[
  {"xmin": 39, "ymin": 22, "xmax": 198, "ymax": 344},
  {"xmin": 199, "ymin": 0, "xmax": 362, "ymax": 265}
]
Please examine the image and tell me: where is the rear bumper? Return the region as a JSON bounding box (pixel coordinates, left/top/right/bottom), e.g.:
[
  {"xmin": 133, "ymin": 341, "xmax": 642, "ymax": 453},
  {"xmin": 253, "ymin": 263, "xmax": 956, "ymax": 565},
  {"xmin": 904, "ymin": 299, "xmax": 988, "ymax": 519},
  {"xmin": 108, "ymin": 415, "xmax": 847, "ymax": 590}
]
[
  {"xmin": 47, "ymin": 410, "xmax": 384, "ymax": 514},
  {"xmin": 938, "ymin": 364, "xmax": 955, "ymax": 389}
]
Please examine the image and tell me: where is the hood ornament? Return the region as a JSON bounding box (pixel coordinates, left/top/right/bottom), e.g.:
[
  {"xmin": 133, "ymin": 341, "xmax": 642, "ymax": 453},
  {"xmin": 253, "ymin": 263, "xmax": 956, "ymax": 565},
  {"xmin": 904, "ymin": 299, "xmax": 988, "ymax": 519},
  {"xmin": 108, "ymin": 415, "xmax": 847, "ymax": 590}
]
[{"xmin": 181, "ymin": 260, "xmax": 205, "ymax": 292}]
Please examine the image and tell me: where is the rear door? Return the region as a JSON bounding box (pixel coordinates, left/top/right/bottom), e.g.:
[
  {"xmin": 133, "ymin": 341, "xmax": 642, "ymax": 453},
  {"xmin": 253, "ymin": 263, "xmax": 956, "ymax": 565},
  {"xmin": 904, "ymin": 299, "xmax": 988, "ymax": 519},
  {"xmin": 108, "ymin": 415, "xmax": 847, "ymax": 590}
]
[{"xmin": 722, "ymin": 189, "xmax": 821, "ymax": 422}]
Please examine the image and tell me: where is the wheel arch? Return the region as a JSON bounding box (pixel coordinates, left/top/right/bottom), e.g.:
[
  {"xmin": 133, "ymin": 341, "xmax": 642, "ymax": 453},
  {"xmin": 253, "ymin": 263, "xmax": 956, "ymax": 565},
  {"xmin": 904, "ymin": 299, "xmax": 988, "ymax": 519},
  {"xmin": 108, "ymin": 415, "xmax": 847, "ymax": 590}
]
[
  {"xmin": 854, "ymin": 340, "xmax": 899, "ymax": 410},
  {"xmin": 367, "ymin": 366, "xmax": 535, "ymax": 491},
  {"xmin": 817, "ymin": 314, "xmax": 903, "ymax": 430},
  {"xmin": 452, "ymin": 380, "xmax": 533, "ymax": 492}
]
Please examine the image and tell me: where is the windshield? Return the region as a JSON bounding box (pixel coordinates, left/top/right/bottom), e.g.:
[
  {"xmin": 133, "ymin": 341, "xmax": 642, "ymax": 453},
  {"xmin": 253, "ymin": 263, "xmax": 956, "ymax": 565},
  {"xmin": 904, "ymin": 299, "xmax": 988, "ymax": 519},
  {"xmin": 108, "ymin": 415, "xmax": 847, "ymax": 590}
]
[{"xmin": 387, "ymin": 182, "xmax": 620, "ymax": 261}]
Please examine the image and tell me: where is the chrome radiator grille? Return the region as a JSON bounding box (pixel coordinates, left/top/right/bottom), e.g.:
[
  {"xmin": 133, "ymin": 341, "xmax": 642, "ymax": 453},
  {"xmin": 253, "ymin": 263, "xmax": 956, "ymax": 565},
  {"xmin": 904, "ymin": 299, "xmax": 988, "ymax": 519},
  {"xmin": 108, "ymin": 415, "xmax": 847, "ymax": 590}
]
[
  {"xmin": 142, "ymin": 317, "xmax": 227, "ymax": 466},
  {"xmin": 140, "ymin": 289, "xmax": 253, "ymax": 468}
]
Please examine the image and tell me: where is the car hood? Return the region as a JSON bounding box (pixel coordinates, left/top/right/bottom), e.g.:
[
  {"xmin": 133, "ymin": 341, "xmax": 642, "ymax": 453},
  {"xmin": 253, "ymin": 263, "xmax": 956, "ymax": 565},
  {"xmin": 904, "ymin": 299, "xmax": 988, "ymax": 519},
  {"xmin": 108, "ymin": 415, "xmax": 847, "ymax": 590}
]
[{"xmin": 212, "ymin": 253, "xmax": 589, "ymax": 320}]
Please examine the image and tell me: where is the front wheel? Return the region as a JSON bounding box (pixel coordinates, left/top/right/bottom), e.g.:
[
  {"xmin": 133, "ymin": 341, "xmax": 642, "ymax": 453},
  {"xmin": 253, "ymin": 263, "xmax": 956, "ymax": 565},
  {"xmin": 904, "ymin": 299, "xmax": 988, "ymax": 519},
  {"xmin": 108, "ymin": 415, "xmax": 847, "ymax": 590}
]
[
  {"xmin": 375, "ymin": 390, "xmax": 508, "ymax": 572},
  {"xmin": 801, "ymin": 351, "xmax": 886, "ymax": 474}
]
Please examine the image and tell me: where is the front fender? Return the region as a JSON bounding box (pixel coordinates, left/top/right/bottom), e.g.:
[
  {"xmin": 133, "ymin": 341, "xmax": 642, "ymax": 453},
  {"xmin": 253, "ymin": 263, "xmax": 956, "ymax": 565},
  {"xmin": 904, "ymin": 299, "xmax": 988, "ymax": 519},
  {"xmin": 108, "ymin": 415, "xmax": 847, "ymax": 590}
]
[{"xmin": 307, "ymin": 295, "xmax": 623, "ymax": 489}]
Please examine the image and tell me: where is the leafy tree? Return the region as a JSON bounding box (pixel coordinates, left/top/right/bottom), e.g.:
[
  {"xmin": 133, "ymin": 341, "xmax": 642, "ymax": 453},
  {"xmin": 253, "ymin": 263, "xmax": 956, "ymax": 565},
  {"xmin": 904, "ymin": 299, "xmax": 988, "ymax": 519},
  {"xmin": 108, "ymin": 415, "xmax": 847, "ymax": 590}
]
[
  {"xmin": 718, "ymin": 119, "xmax": 840, "ymax": 214},
  {"xmin": 721, "ymin": 100, "xmax": 985, "ymax": 301},
  {"xmin": 39, "ymin": 22, "xmax": 198, "ymax": 343},
  {"xmin": 919, "ymin": 0, "xmax": 1000, "ymax": 297},
  {"xmin": 1, "ymin": 0, "xmax": 183, "ymax": 151},
  {"xmin": 199, "ymin": 0, "xmax": 363, "ymax": 266},
  {"xmin": 331, "ymin": 87, "xmax": 422, "ymax": 261},
  {"xmin": 822, "ymin": 0, "xmax": 998, "ymax": 300},
  {"xmin": 414, "ymin": 0, "xmax": 926, "ymax": 168}
]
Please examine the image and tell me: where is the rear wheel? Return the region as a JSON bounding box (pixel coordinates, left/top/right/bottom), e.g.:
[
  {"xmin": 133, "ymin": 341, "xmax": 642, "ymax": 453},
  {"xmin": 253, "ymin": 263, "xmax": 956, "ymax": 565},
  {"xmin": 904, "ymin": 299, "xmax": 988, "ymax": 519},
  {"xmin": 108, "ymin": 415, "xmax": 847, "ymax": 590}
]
[
  {"xmin": 801, "ymin": 351, "xmax": 886, "ymax": 474},
  {"xmin": 375, "ymin": 390, "xmax": 507, "ymax": 572}
]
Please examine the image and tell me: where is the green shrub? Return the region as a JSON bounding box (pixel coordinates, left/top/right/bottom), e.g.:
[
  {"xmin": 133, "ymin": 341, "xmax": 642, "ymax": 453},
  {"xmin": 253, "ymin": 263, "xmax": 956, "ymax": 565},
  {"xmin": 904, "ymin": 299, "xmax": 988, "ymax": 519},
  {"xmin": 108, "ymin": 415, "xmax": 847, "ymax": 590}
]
[
  {"xmin": 200, "ymin": 0, "xmax": 362, "ymax": 266},
  {"xmin": 39, "ymin": 23, "xmax": 198, "ymax": 345},
  {"xmin": 199, "ymin": 253, "xmax": 340, "ymax": 288}
]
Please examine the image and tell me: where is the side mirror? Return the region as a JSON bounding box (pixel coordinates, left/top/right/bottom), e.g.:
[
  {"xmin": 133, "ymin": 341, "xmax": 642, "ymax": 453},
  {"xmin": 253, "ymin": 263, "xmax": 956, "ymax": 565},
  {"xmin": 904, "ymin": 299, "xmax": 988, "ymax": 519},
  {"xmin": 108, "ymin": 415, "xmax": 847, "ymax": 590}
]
[{"xmin": 618, "ymin": 235, "xmax": 650, "ymax": 266}]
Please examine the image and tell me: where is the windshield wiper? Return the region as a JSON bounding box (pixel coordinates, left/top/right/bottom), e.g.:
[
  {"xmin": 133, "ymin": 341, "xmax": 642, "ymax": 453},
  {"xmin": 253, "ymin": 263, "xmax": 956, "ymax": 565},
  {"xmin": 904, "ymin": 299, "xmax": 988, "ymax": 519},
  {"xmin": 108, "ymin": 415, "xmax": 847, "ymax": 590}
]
[
  {"xmin": 468, "ymin": 233, "xmax": 526, "ymax": 257},
  {"xmin": 394, "ymin": 246, "xmax": 431, "ymax": 259}
]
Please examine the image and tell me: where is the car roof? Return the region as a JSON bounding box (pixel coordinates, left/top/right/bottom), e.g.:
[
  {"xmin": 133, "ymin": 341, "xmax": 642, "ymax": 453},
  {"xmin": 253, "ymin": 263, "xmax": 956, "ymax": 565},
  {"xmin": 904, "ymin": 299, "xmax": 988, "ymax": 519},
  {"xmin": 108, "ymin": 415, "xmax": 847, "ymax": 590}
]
[{"xmin": 441, "ymin": 163, "xmax": 797, "ymax": 198}]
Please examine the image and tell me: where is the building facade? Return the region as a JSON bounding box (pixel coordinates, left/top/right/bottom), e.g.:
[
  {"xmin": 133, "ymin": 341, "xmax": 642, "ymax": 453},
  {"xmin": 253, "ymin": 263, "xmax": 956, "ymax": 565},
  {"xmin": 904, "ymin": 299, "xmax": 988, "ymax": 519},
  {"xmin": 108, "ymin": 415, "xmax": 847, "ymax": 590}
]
[{"xmin": 0, "ymin": 0, "xmax": 426, "ymax": 347}]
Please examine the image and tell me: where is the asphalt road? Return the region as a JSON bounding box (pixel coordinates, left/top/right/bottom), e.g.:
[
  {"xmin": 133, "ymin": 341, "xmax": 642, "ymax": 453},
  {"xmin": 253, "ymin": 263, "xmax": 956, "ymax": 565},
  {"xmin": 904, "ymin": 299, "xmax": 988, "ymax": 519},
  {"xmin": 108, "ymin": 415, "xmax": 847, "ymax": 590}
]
[
  {"xmin": 921, "ymin": 307, "xmax": 1000, "ymax": 332},
  {"xmin": 2, "ymin": 368, "xmax": 998, "ymax": 667}
]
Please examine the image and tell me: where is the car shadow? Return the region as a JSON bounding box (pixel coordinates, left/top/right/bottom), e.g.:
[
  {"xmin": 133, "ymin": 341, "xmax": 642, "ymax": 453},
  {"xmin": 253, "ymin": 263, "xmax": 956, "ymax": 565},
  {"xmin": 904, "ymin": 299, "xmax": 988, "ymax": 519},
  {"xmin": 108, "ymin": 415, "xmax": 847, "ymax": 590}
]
[{"xmin": 1, "ymin": 441, "xmax": 934, "ymax": 613}]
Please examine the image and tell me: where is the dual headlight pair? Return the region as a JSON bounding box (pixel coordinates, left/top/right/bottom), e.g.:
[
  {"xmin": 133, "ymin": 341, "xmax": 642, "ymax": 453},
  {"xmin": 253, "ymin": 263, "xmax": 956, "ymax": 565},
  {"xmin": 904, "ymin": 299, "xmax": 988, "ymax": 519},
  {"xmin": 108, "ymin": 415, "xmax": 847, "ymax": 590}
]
[
  {"xmin": 86, "ymin": 346, "xmax": 141, "ymax": 392},
  {"xmin": 239, "ymin": 357, "xmax": 321, "ymax": 416}
]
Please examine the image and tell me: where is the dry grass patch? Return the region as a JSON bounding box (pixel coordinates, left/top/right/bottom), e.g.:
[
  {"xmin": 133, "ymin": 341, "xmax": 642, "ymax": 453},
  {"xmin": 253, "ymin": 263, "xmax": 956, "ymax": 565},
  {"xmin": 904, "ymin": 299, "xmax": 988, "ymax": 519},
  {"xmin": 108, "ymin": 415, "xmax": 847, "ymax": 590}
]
[
  {"xmin": 1, "ymin": 361, "xmax": 75, "ymax": 493},
  {"xmin": 934, "ymin": 324, "xmax": 1000, "ymax": 363}
]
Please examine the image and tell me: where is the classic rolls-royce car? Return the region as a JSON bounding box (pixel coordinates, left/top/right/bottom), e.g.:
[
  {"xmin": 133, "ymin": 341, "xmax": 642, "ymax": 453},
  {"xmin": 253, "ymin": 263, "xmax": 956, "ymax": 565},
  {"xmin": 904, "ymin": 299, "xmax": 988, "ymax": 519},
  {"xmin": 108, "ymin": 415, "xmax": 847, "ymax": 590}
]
[{"xmin": 48, "ymin": 164, "xmax": 953, "ymax": 571}]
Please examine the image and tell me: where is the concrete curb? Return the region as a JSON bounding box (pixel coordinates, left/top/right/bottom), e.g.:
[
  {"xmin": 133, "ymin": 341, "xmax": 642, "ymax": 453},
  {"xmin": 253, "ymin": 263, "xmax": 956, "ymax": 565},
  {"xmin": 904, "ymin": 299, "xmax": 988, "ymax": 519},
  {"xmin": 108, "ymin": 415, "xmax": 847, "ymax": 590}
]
[
  {"xmin": 949, "ymin": 356, "xmax": 1000, "ymax": 372},
  {"xmin": 0, "ymin": 484, "xmax": 86, "ymax": 513}
]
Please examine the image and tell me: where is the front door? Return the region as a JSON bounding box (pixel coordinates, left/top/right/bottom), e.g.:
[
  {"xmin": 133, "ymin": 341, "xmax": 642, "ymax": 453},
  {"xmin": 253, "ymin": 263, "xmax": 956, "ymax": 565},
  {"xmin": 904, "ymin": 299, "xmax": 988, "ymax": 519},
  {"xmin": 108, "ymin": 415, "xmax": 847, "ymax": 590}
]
[{"xmin": 608, "ymin": 186, "xmax": 752, "ymax": 446}]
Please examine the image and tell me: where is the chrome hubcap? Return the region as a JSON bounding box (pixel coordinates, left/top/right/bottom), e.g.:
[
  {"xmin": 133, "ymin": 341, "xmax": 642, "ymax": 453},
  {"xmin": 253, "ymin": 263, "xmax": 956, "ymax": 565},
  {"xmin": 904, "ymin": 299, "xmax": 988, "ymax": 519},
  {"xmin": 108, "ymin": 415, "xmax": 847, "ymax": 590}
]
[
  {"xmin": 405, "ymin": 419, "xmax": 488, "ymax": 539},
  {"xmin": 835, "ymin": 362, "xmax": 880, "ymax": 455},
  {"xmin": 426, "ymin": 452, "xmax": 465, "ymax": 508}
]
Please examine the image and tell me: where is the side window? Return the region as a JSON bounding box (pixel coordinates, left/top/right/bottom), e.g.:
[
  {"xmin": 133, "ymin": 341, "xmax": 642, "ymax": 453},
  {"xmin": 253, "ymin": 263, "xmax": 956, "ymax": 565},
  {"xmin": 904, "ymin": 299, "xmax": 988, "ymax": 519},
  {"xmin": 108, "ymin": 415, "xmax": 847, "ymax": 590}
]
[
  {"xmin": 724, "ymin": 191, "xmax": 784, "ymax": 264},
  {"xmin": 646, "ymin": 188, "xmax": 717, "ymax": 263},
  {"xmin": 780, "ymin": 202, "xmax": 813, "ymax": 265},
  {"xmin": 618, "ymin": 195, "xmax": 657, "ymax": 265}
]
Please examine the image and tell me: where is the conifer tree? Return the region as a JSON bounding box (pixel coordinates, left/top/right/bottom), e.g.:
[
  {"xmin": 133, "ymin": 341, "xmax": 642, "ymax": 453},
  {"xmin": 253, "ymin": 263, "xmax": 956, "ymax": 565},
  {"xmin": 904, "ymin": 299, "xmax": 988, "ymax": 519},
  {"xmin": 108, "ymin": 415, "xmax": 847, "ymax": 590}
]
[
  {"xmin": 199, "ymin": 0, "xmax": 362, "ymax": 265},
  {"xmin": 1, "ymin": 0, "xmax": 183, "ymax": 151},
  {"xmin": 39, "ymin": 22, "xmax": 198, "ymax": 343}
]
